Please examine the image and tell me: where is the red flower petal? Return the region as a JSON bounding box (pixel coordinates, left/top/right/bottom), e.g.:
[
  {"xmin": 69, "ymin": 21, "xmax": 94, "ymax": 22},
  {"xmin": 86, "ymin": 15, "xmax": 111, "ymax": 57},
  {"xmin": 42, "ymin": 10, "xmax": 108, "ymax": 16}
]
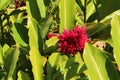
[{"xmin": 58, "ymin": 26, "xmax": 88, "ymax": 54}]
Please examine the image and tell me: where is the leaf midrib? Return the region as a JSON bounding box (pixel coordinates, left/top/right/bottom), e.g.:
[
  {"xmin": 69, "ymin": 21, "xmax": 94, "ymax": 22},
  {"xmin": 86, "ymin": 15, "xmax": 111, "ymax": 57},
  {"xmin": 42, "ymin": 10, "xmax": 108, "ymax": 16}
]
[{"xmin": 89, "ymin": 49, "xmax": 104, "ymax": 80}]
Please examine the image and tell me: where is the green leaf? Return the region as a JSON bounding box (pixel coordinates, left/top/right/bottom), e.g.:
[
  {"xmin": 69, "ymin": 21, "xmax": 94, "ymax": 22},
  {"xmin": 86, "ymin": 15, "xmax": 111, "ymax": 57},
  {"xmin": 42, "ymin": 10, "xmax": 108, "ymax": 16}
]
[
  {"xmin": 36, "ymin": 0, "xmax": 46, "ymax": 18},
  {"xmin": 86, "ymin": 1, "xmax": 96, "ymax": 20},
  {"xmin": 111, "ymin": 14, "xmax": 120, "ymax": 70},
  {"xmin": 3, "ymin": 44, "xmax": 10, "ymax": 53},
  {"xmin": 100, "ymin": 10, "xmax": 120, "ymax": 23},
  {"xmin": 75, "ymin": 52, "xmax": 84, "ymax": 64},
  {"xmin": 75, "ymin": 2, "xmax": 84, "ymax": 24},
  {"xmin": 83, "ymin": 43, "xmax": 120, "ymax": 80},
  {"xmin": 28, "ymin": 17, "xmax": 43, "ymax": 53},
  {"xmin": 46, "ymin": 52, "xmax": 69, "ymax": 80},
  {"xmin": 28, "ymin": 17, "xmax": 44, "ymax": 80},
  {"xmin": 0, "ymin": 44, "xmax": 3, "ymax": 65},
  {"xmin": 0, "ymin": 0, "xmax": 12, "ymax": 10},
  {"xmin": 17, "ymin": 70, "xmax": 30, "ymax": 80},
  {"xmin": 59, "ymin": 0, "xmax": 75, "ymax": 33},
  {"xmin": 26, "ymin": 0, "xmax": 41, "ymax": 21},
  {"xmin": 3, "ymin": 48, "xmax": 20, "ymax": 80},
  {"xmin": 94, "ymin": 0, "xmax": 120, "ymax": 20},
  {"xmin": 46, "ymin": 37, "xmax": 58, "ymax": 47},
  {"xmin": 26, "ymin": 0, "xmax": 46, "ymax": 21},
  {"xmin": 12, "ymin": 23, "xmax": 29, "ymax": 46},
  {"xmin": 29, "ymin": 47, "xmax": 44, "ymax": 80},
  {"xmin": 14, "ymin": 23, "xmax": 29, "ymax": 43},
  {"xmin": 46, "ymin": 52, "xmax": 61, "ymax": 80},
  {"xmin": 86, "ymin": 23, "xmax": 110, "ymax": 39},
  {"xmin": 104, "ymin": 38, "xmax": 113, "ymax": 47},
  {"xmin": 41, "ymin": 16, "xmax": 53, "ymax": 39},
  {"xmin": 43, "ymin": 37, "xmax": 58, "ymax": 54},
  {"xmin": 66, "ymin": 63, "xmax": 80, "ymax": 79}
]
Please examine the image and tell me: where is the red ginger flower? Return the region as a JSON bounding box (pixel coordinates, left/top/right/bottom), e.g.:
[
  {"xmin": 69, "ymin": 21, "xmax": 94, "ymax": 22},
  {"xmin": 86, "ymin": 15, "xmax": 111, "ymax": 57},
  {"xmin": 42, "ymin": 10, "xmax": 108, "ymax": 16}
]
[{"xmin": 58, "ymin": 26, "xmax": 88, "ymax": 54}]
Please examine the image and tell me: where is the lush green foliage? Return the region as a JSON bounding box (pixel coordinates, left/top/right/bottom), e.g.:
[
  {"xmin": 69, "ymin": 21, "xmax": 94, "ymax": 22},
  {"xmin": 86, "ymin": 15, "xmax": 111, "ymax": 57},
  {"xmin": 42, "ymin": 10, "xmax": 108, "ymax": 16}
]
[{"xmin": 0, "ymin": 0, "xmax": 120, "ymax": 80}]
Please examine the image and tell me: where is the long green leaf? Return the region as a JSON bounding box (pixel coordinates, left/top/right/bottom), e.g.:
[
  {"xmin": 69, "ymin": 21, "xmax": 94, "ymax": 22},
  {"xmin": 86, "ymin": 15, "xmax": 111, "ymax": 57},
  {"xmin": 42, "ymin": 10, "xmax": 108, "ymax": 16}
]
[
  {"xmin": 86, "ymin": 1, "xmax": 96, "ymax": 20},
  {"xmin": 0, "ymin": 44, "xmax": 3, "ymax": 65},
  {"xmin": 111, "ymin": 14, "xmax": 120, "ymax": 70},
  {"xmin": 83, "ymin": 43, "xmax": 120, "ymax": 80},
  {"xmin": 26, "ymin": 0, "xmax": 41, "ymax": 21},
  {"xmin": 41, "ymin": 16, "xmax": 53, "ymax": 39},
  {"xmin": 3, "ymin": 48, "xmax": 20, "ymax": 80},
  {"xmin": 29, "ymin": 47, "xmax": 44, "ymax": 80},
  {"xmin": 9, "ymin": 9, "xmax": 29, "ymax": 46},
  {"xmin": 12, "ymin": 23, "xmax": 29, "ymax": 46},
  {"xmin": 59, "ymin": 0, "xmax": 75, "ymax": 33},
  {"xmin": 46, "ymin": 52, "xmax": 69, "ymax": 80},
  {"xmin": 17, "ymin": 70, "xmax": 30, "ymax": 80},
  {"xmin": 46, "ymin": 52, "xmax": 61, "ymax": 80},
  {"xmin": 36, "ymin": 0, "xmax": 46, "ymax": 18},
  {"xmin": 26, "ymin": 0, "xmax": 46, "ymax": 21},
  {"xmin": 0, "ymin": 0, "xmax": 12, "ymax": 10},
  {"xmin": 28, "ymin": 16, "xmax": 44, "ymax": 80},
  {"xmin": 28, "ymin": 17, "xmax": 43, "ymax": 53}
]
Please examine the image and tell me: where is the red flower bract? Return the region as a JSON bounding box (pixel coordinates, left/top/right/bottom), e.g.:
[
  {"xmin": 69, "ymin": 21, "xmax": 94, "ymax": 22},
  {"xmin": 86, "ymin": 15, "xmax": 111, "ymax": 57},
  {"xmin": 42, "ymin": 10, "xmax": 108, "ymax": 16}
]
[{"xmin": 58, "ymin": 26, "xmax": 88, "ymax": 54}]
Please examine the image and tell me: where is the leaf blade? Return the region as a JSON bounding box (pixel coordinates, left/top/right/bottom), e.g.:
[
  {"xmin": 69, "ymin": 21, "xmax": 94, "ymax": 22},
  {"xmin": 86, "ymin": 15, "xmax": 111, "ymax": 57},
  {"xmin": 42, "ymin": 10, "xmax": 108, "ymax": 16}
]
[
  {"xmin": 59, "ymin": 0, "xmax": 75, "ymax": 33},
  {"xmin": 29, "ymin": 47, "xmax": 44, "ymax": 80},
  {"xmin": 17, "ymin": 71, "xmax": 30, "ymax": 80},
  {"xmin": 28, "ymin": 17, "xmax": 43, "ymax": 53},
  {"xmin": 83, "ymin": 43, "xmax": 120, "ymax": 80},
  {"xmin": 111, "ymin": 14, "xmax": 120, "ymax": 70},
  {"xmin": 36, "ymin": 0, "xmax": 46, "ymax": 18},
  {"xmin": 4, "ymin": 48, "xmax": 20, "ymax": 80},
  {"xmin": 0, "ymin": 44, "xmax": 3, "ymax": 65},
  {"xmin": 0, "ymin": 0, "xmax": 12, "ymax": 10}
]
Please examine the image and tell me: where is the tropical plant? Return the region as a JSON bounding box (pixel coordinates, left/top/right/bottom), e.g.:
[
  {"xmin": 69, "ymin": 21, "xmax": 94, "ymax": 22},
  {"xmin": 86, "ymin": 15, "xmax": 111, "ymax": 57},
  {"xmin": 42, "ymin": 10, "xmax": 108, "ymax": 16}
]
[{"xmin": 0, "ymin": 0, "xmax": 120, "ymax": 80}]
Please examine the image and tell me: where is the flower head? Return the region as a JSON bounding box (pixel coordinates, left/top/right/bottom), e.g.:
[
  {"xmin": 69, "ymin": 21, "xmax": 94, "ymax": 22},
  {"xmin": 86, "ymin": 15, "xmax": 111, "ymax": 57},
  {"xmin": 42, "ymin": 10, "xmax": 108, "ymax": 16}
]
[{"xmin": 58, "ymin": 26, "xmax": 88, "ymax": 54}]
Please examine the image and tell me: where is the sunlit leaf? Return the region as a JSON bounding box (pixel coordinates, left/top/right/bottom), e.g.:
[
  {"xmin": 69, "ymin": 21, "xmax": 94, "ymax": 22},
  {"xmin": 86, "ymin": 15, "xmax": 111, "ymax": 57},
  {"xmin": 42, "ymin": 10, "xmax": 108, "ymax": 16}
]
[
  {"xmin": 26, "ymin": 0, "xmax": 46, "ymax": 21},
  {"xmin": 26, "ymin": 0, "xmax": 41, "ymax": 21},
  {"xmin": 46, "ymin": 37, "xmax": 58, "ymax": 47},
  {"xmin": 28, "ymin": 16, "xmax": 44, "ymax": 80},
  {"xmin": 0, "ymin": 0, "xmax": 12, "ymax": 10},
  {"xmin": 46, "ymin": 52, "xmax": 61, "ymax": 80},
  {"xmin": 17, "ymin": 70, "xmax": 30, "ymax": 80},
  {"xmin": 86, "ymin": 1, "xmax": 96, "ymax": 20},
  {"xmin": 46, "ymin": 52, "xmax": 69, "ymax": 80},
  {"xmin": 29, "ymin": 47, "xmax": 44, "ymax": 80},
  {"xmin": 75, "ymin": 52, "xmax": 83, "ymax": 64},
  {"xmin": 36, "ymin": 0, "xmax": 46, "ymax": 18},
  {"xmin": 4, "ymin": 48, "xmax": 20, "ymax": 80},
  {"xmin": 28, "ymin": 17, "xmax": 43, "ymax": 53},
  {"xmin": 0, "ymin": 44, "xmax": 3, "ymax": 65},
  {"xmin": 83, "ymin": 43, "xmax": 120, "ymax": 80},
  {"xmin": 12, "ymin": 23, "xmax": 29, "ymax": 46},
  {"xmin": 111, "ymin": 14, "xmax": 120, "ymax": 70},
  {"xmin": 59, "ymin": 0, "xmax": 75, "ymax": 33}
]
